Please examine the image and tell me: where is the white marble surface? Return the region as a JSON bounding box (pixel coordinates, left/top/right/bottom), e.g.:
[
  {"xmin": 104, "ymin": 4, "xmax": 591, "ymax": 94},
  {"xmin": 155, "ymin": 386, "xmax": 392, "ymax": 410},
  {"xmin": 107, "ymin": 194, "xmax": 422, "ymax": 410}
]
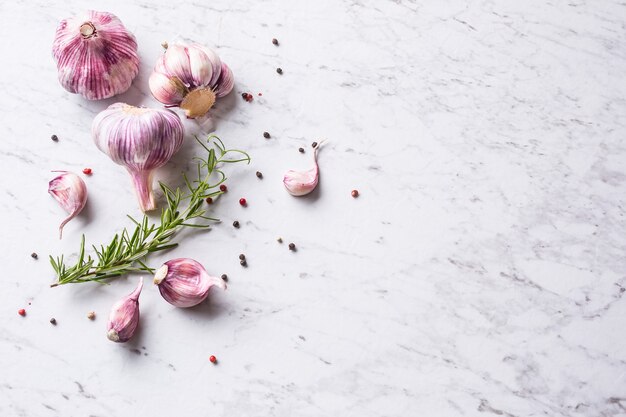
[{"xmin": 1, "ymin": 0, "xmax": 626, "ymax": 415}]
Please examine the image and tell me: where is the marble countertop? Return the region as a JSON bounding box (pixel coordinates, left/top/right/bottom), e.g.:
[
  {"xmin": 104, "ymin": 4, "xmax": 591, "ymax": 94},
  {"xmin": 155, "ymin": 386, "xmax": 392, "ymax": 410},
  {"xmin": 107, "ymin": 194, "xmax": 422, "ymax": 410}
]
[{"xmin": 1, "ymin": 0, "xmax": 626, "ymax": 416}]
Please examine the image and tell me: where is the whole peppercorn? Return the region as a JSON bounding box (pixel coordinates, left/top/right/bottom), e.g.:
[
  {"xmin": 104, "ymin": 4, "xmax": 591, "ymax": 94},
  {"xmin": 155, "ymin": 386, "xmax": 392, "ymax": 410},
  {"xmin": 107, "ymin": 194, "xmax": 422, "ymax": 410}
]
[
  {"xmin": 277, "ymin": 237, "xmax": 283, "ymax": 243},
  {"xmin": 240, "ymin": 259, "xmax": 247, "ymax": 267},
  {"xmin": 31, "ymin": 252, "xmax": 38, "ymax": 259},
  {"xmin": 256, "ymin": 171, "xmax": 263, "ymax": 179},
  {"xmin": 221, "ymin": 274, "xmax": 228, "ymax": 282},
  {"xmin": 288, "ymin": 243, "xmax": 296, "ymax": 251},
  {"xmin": 272, "ymin": 38, "xmax": 279, "ymax": 45},
  {"xmin": 298, "ymin": 147, "xmax": 304, "ymax": 153},
  {"xmin": 276, "ymin": 68, "xmax": 283, "ymax": 75},
  {"xmin": 87, "ymin": 311, "xmax": 96, "ymax": 320},
  {"xmin": 351, "ymin": 190, "xmax": 359, "ymax": 198},
  {"xmin": 82, "ymin": 168, "xmax": 92, "ymax": 175},
  {"xmin": 239, "ymin": 254, "xmax": 246, "ymax": 260},
  {"xmin": 18, "ymin": 309, "xmax": 26, "ymax": 316},
  {"xmin": 206, "ymin": 197, "xmax": 213, "ymax": 204},
  {"xmin": 233, "ymin": 220, "xmax": 240, "ymax": 228},
  {"xmin": 239, "ymin": 198, "xmax": 247, "ymax": 206},
  {"xmin": 263, "ymin": 132, "xmax": 271, "ymax": 139},
  {"xmin": 51, "ymin": 134, "xmax": 59, "ymax": 142},
  {"xmin": 312, "ymin": 141, "xmax": 318, "ymax": 148},
  {"xmin": 220, "ymin": 184, "xmax": 228, "ymax": 192},
  {"xmin": 50, "ymin": 318, "xmax": 57, "ymax": 325},
  {"xmin": 209, "ymin": 355, "xmax": 217, "ymax": 364}
]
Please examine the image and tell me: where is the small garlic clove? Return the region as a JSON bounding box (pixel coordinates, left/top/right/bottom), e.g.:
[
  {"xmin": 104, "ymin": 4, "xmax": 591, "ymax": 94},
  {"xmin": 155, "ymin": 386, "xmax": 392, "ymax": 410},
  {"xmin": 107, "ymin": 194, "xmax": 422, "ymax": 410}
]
[
  {"xmin": 154, "ymin": 258, "xmax": 226, "ymax": 308},
  {"xmin": 187, "ymin": 45, "xmax": 214, "ymax": 87},
  {"xmin": 283, "ymin": 142, "xmax": 326, "ymax": 197},
  {"xmin": 52, "ymin": 10, "xmax": 139, "ymax": 100},
  {"xmin": 214, "ymin": 63, "xmax": 234, "ymax": 98},
  {"xmin": 48, "ymin": 171, "xmax": 88, "ymax": 239},
  {"xmin": 92, "ymin": 103, "xmax": 184, "ymax": 212},
  {"xmin": 148, "ymin": 72, "xmax": 187, "ymax": 105},
  {"xmin": 162, "ymin": 44, "xmax": 194, "ymax": 85},
  {"xmin": 107, "ymin": 278, "xmax": 143, "ymax": 343}
]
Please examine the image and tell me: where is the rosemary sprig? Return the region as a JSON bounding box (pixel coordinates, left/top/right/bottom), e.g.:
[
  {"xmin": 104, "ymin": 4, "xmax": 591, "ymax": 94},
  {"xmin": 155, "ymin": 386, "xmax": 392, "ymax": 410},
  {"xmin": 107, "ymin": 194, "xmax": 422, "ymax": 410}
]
[{"xmin": 50, "ymin": 135, "xmax": 250, "ymax": 286}]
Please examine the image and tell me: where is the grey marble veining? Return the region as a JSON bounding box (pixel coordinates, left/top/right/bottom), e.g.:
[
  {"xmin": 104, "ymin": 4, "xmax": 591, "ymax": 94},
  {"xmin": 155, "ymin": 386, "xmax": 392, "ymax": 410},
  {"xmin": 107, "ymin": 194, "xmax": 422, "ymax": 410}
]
[{"xmin": 0, "ymin": 0, "xmax": 625, "ymax": 416}]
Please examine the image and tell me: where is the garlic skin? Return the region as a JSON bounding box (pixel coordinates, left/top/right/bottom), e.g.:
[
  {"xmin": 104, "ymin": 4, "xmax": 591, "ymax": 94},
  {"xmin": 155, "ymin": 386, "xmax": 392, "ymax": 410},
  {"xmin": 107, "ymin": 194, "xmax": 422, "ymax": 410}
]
[
  {"xmin": 107, "ymin": 278, "xmax": 143, "ymax": 343},
  {"xmin": 154, "ymin": 258, "xmax": 226, "ymax": 308},
  {"xmin": 149, "ymin": 41, "xmax": 234, "ymax": 118},
  {"xmin": 48, "ymin": 171, "xmax": 88, "ymax": 239},
  {"xmin": 92, "ymin": 103, "xmax": 184, "ymax": 212},
  {"xmin": 283, "ymin": 143, "xmax": 325, "ymax": 196},
  {"xmin": 52, "ymin": 10, "xmax": 139, "ymax": 100}
]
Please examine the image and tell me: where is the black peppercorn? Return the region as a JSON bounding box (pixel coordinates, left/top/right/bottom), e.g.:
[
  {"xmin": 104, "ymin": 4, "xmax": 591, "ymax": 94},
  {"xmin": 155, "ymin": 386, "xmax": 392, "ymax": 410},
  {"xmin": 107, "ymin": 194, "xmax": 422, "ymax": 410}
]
[
  {"xmin": 240, "ymin": 260, "xmax": 247, "ymax": 266},
  {"xmin": 276, "ymin": 67, "xmax": 283, "ymax": 75},
  {"xmin": 51, "ymin": 134, "xmax": 58, "ymax": 142},
  {"xmin": 263, "ymin": 132, "xmax": 271, "ymax": 139},
  {"xmin": 239, "ymin": 254, "xmax": 246, "ymax": 260},
  {"xmin": 256, "ymin": 171, "xmax": 263, "ymax": 179},
  {"xmin": 50, "ymin": 318, "xmax": 57, "ymax": 325},
  {"xmin": 221, "ymin": 274, "xmax": 228, "ymax": 281},
  {"xmin": 298, "ymin": 147, "xmax": 304, "ymax": 153},
  {"xmin": 288, "ymin": 243, "xmax": 296, "ymax": 251},
  {"xmin": 312, "ymin": 142, "xmax": 318, "ymax": 148},
  {"xmin": 31, "ymin": 252, "xmax": 38, "ymax": 259},
  {"xmin": 233, "ymin": 220, "xmax": 240, "ymax": 228},
  {"xmin": 272, "ymin": 38, "xmax": 279, "ymax": 45}
]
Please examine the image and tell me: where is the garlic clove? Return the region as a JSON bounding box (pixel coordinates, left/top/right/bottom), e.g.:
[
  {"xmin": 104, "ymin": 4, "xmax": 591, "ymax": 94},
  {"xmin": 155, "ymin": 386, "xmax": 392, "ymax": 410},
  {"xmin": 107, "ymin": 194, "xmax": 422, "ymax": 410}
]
[
  {"xmin": 187, "ymin": 45, "xmax": 214, "ymax": 87},
  {"xmin": 194, "ymin": 43, "xmax": 223, "ymax": 86},
  {"xmin": 92, "ymin": 103, "xmax": 184, "ymax": 212},
  {"xmin": 148, "ymin": 72, "xmax": 187, "ymax": 105},
  {"xmin": 107, "ymin": 277, "xmax": 143, "ymax": 343},
  {"xmin": 214, "ymin": 63, "xmax": 234, "ymax": 98},
  {"xmin": 154, "ymin": 258, "xmax": 226, "ymax": 308},
  {"xmin": 162, "ymin": 45, "xmax": 194, "ymax": 85},
  {"xmin": 283, "ymin": 142, "xmax": 326, "ymax": 197},
  {"xmin": 48, "ymin": 171, "xmax": 88, "ymax": 239},
  {"xmin": 52, "ymin": 10, "xmax": 139, "ymax": 100}
]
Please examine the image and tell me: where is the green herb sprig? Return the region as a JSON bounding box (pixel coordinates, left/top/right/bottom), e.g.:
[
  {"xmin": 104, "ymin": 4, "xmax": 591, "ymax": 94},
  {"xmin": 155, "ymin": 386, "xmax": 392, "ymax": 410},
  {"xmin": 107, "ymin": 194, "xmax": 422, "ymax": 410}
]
[{"xmin": 50, "ymin": 135, "xmax": 250, "ymax": 286}]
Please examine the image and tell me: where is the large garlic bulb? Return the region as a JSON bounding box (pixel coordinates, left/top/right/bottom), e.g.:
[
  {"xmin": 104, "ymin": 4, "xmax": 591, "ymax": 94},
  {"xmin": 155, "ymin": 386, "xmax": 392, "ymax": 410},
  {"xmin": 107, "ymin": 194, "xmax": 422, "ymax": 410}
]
[
  {"xmin": 149, "ymin": 41, "xmax": 234, "ymax": 118},
  {"xmin": 52, "ymin": 10, "xmax": 140, "ymax": 100},
  {"xmin": 92, "ymin": 103, "xmax": 184, "ymax": 212}
]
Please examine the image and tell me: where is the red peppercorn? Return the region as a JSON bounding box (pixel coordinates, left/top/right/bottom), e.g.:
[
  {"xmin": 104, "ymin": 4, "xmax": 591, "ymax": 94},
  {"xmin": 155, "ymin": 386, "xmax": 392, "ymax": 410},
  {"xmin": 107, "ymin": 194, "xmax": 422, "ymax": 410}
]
[
  {"xmin": 219, "ymin": 184, "xmax": 227, "ymax": 192},
  {"xmin": 239, "ymin": 198, "xmax": 247, "ymax": 206},
  {"xmin": 82, "ymin": 168, "xmax": 92, "ymax": 175},
  {"xmin": 206, "ymin": 197, "xmax": 213, "ymax": 204},
  {"xmin": 209, "ymin": 355, "xmax": 217, "ymax": 364},
  {"xmin": 351, "ymin": 190, "xmax": 359, "ymax": 198},
  {"xmin": 18, "ymin": 309, "xmax": 26, "ymax": 316}
]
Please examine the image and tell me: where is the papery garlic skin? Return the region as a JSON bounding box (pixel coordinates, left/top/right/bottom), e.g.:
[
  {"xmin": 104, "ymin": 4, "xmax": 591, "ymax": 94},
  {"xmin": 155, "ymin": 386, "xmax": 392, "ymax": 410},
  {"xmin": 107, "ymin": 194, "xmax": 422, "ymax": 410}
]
[
  {"xmin": 107, "ymin": 278, "xmax": 143, "ymax": 343},
  {"xmin": 283, "ymin": 143, "xmax": 325, "ymax": 196},
  {"xmin": 48, "ymin": 171, "xmax": 88, "ymax": 239},
  {"xmin": 149, "ymin": 41, "xmax": 234, "ymax": 118},
  {"xmin": 154, "ymin": 258, "xmax": 226, "ymax": 308},
  {"xmin": 52, "ymin": 10, "xmax": 139, "ymax": 100},
  {"xmin": 92, "ymin": 103, "xmax": 184, "ymax": 212}
]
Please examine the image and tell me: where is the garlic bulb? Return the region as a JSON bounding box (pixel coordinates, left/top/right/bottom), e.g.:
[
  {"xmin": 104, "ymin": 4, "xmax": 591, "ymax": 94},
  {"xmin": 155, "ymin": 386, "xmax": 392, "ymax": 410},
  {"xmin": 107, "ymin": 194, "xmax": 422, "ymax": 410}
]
[
  {"xmin": 149, "ymin": 41, "xmax": 234, "ymax": 118},
  {"xmin": 107, "ymin": 278, "xmax": 143, "ymax": 343},
  {"xmin": 48, "ymin": 171, "xmax": 88, "ymax": 239},
  {"xmin": 92, "ymin": 103, "xmax": 184, "ymax": 212},
  {"xmin": 52, "ymin": 10, "xmax": 139, "ymax": 100},
  {"xmin": 283, "ymin": 142, "xmax": 326, "ymax": 196},
  {"xmin": 154, "ymin": 258, "xmax": 226, "ymax": 308}
]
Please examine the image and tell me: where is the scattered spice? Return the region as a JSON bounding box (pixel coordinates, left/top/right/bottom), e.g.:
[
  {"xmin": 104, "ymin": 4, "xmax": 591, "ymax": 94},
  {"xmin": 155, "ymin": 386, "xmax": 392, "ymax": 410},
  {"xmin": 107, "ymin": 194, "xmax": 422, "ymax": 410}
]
[
  {"xmin": 239, "ymin": 198, "xmax": 247, "ymax": 206},
  {"xmin": 31, "ymin": 252, "xmax": 38, "ymax": 259},
  {"xmin": 263, "ymin": 131, "xmax": 271, "ymax": 139},
  {"xmin": 312, "ymin": 141, "xmax": 318, "ymax": 148},
  {"xmin": 258, "ymin": 92, "xmax": 263, "ymax": 96},
  {"xmin": 272, "ymin": 38, "xmax": 279, "ymax": 46},
  {"xmin": 233, "ymin": 220, "xmax": 240, "ymax": 228},
  {"xmin": 240, "ymin": 259, "xmax": 247, "ymax": 267},
  {"xmin": 241, "ymin": 92, "xmax": 253, "ymax": 102},
  {"xmin": 276, "ymin": 67, "xmax": 283, "ymax": 75},
  {"xmin": 277, "ymin": 237, "xmax": 283, "ymax": 243},
  {"xmin": 298, "ymin": 147, "xmax": 305, "ymax": 153},
  {"xmin": 221, "ymin": 274, "xmax": 228, "ymax": 282},
  {"xmin": 82, "ymin": 168, "xmax": 92, "ymax": 175},
  {"xmin": 18, "ymin": 308, "xmax": 26, "ymax": 316},
  {"xmin": 288, "ymin": 243, "xmax": 296, "ymax": 251},
  {"xmin": 206, "ymin": 197, "xmax": 213, "ymax": 204},
  {"xmin": 209, "ymin": 355, "xmax": 217, "ymax": 364},
  {"xmin": 239, "ymin": 254, "xmax": 246, "ymax": 260},
  {"xmin": 220, "ymin": 184, "xmax": 228, "ymax": 192},
  {"xmin": 256, "ymin": 171, "xmax": 263, "ymax": 179},
  {"xmin": 51, "ymin": 134, "xmax": 59, "ymax": 142},
  {"xmin": 50, "ymin": 318, "xmax": 57, "ymax": 325},
  {"xmin": 351, "ymin": 189, "xmax": 359, "ymax": 198},
  {"xmin": 87, "ymin": 311, "xmax": 96, "ymax": 320}
]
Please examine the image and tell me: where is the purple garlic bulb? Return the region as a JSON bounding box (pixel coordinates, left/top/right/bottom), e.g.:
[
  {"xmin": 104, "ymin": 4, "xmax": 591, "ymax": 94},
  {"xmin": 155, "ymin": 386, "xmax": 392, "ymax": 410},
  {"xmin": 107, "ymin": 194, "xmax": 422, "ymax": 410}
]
[
  {"xmin": 149, "ymin": 41, "xmax": 234, "ymax": 118},
  {"xmin": 153, "ymin": 258, "xmax": 226, "ymax": 308},
  {"xmin": 107, "ymin": 278, "xmax": 143, "ymax": 343},
  {"xmin": 92, "ymin": 103, "xmax": 185, "ymax": 212},
  {"xmin": 52, "ymin": 10, "xmax": 139, "ymax": 100}
]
